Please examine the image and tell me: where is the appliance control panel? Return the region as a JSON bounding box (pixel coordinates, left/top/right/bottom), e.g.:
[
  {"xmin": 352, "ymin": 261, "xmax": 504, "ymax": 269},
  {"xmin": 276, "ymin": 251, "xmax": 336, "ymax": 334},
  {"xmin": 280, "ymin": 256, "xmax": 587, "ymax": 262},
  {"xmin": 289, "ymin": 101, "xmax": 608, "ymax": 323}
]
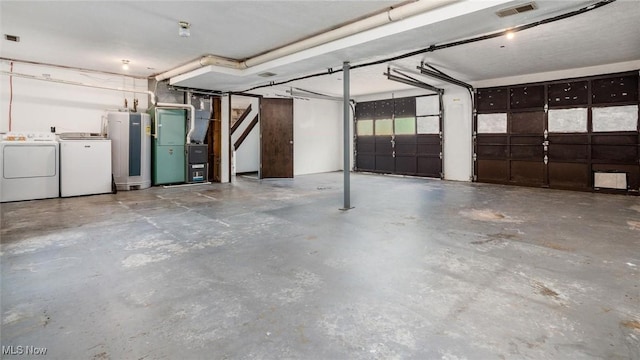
[{"xmin": 1, "ymin": 132, "xmax": 57, "ymax": 142}]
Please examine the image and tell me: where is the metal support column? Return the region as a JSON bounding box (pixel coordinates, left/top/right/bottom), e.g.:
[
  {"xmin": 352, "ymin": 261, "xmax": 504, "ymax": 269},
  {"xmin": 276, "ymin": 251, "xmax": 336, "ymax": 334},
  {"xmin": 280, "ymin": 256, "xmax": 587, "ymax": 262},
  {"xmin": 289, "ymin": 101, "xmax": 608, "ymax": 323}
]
[{"xmin": 341, "ymin": 61, "xmax": 353, "ymax": 210}]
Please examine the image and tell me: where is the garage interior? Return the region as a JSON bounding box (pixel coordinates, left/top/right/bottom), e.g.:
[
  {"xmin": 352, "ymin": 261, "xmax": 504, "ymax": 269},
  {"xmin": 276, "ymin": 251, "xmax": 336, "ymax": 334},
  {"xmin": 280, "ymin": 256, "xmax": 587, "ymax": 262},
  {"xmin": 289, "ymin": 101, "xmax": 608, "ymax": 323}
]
[{"xmin": 1, "ymin": 0, "xmax": 639, "ymax": 359}]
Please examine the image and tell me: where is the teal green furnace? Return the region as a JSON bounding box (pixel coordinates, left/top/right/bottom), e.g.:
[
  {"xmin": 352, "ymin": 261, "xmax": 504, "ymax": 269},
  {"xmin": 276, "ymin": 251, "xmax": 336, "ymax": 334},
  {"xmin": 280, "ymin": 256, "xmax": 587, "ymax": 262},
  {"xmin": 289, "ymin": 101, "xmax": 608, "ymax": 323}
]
[{"xmin": 152, "ymin": 108, "xmax": 186, "ymax": 185}]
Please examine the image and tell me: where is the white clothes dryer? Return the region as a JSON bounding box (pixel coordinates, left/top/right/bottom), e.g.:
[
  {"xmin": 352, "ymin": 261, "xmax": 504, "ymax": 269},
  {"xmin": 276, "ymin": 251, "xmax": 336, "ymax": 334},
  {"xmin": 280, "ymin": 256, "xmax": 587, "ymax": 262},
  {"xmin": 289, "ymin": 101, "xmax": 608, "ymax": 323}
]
[{"xmin": 0, "ymin": 132, "xmax": 59, "ymax": 202}]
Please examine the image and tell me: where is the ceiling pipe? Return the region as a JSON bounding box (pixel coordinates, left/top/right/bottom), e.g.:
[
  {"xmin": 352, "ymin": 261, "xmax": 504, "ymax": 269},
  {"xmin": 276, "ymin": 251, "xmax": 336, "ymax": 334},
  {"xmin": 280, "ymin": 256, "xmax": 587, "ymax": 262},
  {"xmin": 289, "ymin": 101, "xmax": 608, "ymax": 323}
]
[
  {"xmin": 0, "ymin": 70, "xmax": 157, "ymax": 105},
  {"xmin": 4, "ymin": 70, "xmax": 197, "ymax": 144},
  {"xmin": 154, "ymin": 55, "xmax": 240, "ymax": 83},
  {"xmin": 154, "ymin": 0, "xmax": 458, "ymax": 82},
  {"xmin": 241, "ymin": 0, "xmax": 457, "ymax": 69},
  {"xmin": 0, "ymin": 57, "xmax": 150, "ymax": 80}
]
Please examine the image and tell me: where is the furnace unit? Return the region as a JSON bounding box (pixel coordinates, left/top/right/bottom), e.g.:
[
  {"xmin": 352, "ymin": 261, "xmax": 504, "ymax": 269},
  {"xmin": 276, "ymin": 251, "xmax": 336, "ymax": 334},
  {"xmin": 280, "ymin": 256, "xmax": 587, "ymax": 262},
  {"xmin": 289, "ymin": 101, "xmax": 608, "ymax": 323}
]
[
  {"xmin": 185, "ymin": 109, "xmax": 210, "ymax": 183},
  {"xmin": 152, "ymin": 108, "xmax": 186, "ymax": 185},
  {"xmin": 186, "ymin": 144, "xmax": 208, "ymax": 183}
]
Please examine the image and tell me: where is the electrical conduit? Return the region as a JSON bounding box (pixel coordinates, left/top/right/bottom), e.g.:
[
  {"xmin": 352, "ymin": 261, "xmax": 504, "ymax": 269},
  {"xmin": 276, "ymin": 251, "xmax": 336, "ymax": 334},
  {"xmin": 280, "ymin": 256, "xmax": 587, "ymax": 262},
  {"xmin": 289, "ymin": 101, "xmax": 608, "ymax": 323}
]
[
  {"xmin": 0, "ymin": 70, "xmax": 157, "ymax": 105},
  {"xmin": 0, "ymin": 70, "xmax": 196, "ymax": 144}
]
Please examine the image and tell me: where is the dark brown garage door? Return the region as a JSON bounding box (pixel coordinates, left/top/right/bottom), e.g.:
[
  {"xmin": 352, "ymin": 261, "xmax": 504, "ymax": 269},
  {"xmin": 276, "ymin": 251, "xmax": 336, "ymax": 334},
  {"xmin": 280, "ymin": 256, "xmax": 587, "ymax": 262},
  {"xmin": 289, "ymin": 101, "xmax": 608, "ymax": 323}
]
[
  {"xmin": 475, "ymin": 71, "xmax": 639, "ymax": 194},
  {"xmin": 355, "ymin": 95, "xmax": 442, "ymax": 178}
]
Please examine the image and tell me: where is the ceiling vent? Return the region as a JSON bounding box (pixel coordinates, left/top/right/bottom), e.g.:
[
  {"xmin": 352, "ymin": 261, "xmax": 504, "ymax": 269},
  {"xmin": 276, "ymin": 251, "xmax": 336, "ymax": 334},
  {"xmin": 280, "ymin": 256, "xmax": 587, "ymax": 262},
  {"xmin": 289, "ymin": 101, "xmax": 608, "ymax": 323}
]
[
  {"xmin": 4, "ymin": 34, "xmax": 20, "ymax": 42},
  {"xmin": 496, "ymin": 2, "xmax": 537, "ymax": 17},
  {"xmin": 258, "ymin": 72, "xmax": 277, "ymax": 78}
]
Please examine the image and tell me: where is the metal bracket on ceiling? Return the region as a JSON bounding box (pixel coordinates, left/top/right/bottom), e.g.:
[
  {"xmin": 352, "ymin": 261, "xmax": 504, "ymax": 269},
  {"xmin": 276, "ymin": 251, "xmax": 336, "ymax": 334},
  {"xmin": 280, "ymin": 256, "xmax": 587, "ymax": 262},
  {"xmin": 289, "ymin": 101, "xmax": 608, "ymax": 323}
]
[
  {"xmin": 383, "ymin": 66, "xmax": 443, "ymax": 94},
  {"xmin": 417, "ymin": 62, "xmax": 473, "ymax": 91},
  {"xmin": 286, "ymin": 87, "xmax": 343, "ymax": 101}
]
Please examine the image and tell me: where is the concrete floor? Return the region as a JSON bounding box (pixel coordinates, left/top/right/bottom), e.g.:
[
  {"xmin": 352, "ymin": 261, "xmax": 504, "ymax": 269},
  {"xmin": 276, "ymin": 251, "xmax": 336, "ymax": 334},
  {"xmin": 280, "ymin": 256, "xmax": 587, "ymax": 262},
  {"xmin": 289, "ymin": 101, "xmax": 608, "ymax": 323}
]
[{"xmin": 1, "ymin": 172, "xmax": 639, "ymax": 359}]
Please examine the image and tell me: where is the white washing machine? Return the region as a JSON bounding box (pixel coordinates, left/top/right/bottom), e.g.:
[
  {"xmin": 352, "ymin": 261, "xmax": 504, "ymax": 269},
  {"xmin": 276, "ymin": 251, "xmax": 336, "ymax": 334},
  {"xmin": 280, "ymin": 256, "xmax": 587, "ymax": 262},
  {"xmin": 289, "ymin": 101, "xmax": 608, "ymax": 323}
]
[
  {"xmin": 59, "ymin": 134, "xmax": 112, "ymax": 197},
  {"xmin": 0, "ymin": 132, "xmax": 60, "ymax": 202}
]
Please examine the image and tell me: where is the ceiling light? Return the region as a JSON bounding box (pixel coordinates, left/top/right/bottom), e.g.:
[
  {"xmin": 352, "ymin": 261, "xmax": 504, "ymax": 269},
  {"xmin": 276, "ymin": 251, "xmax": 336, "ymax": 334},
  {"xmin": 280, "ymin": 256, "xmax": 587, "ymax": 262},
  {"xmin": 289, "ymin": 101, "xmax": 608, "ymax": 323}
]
[
  {"xmin": 122, "ymin": 60, "xmax": 130, "ymax": 70},
  {"xmin": 506, "ymin": 31, "xmax": 515, "ymax": 40},
  {"xmin": 179, "ymin": 21, "xmax": 191, "ymax": 37}
]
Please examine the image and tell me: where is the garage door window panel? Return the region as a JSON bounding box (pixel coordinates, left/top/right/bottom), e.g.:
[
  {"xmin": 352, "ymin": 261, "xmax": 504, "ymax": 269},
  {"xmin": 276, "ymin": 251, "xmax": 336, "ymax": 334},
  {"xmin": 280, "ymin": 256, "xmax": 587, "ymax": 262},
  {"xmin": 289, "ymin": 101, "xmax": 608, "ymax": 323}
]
[
  {"xmin": 477, "ymin": 113, "xmax": 507, "ymax": 134},
  {"xmin": 548, "ymin": 108, "xmax": 588, "ymax": 133},
  {"xmin": 357, "ymin": 120, "xmax": 374, "ymax": 136},
  {"xmin": 592, "ymin": 105, "xmax": 638, "ymax": 132}
]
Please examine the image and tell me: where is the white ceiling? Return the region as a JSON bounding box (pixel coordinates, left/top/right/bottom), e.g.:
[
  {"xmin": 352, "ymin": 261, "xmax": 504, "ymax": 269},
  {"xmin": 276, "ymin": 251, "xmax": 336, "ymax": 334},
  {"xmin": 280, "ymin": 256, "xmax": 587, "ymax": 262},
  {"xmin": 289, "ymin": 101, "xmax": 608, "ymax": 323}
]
[
  {"xmin": 2, "ymin": 0, "xmax": 639, "ymax": 97},
  {"xmin": 287, "ymin": 0, "xmax": 640, "ymax": 96},
  {"xmin": 0, "ymin": 0, "xmax": 402, "ymax": 75}
]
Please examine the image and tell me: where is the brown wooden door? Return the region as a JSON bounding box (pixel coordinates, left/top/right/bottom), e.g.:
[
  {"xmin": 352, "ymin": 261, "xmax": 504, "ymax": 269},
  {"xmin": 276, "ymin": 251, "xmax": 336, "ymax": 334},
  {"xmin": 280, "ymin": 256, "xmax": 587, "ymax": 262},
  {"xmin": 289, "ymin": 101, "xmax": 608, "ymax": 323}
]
[
  {"xmin": 260, "ymin": 98, "xmax": 294, "ymax": 178},
  {"xmin": 207, "ymin": 97, "xmax": 222, "ymax": 182}
]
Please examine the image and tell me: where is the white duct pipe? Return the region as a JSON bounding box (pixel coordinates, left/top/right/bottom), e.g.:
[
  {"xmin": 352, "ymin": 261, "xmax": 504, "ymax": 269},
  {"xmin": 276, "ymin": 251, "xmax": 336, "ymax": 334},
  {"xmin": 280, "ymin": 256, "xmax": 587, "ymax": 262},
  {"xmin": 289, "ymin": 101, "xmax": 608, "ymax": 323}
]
[
  {"xmin": 156, "ymin": 102, "xmax": 196, "ymax": 144},
  {"xmin": 0, "ymin": 70, "xmax": 157, "ymax": 104},
  {"xmin": 242, "ymin": 0, "xmax": 456, "ymax": 68},
  {"xmin": 154, "ymin": 0, "xmax": 457, "ymax": 81},
  {"xmin": 154, "ymin": 55, "xmax": 241, "ymax": 82}
]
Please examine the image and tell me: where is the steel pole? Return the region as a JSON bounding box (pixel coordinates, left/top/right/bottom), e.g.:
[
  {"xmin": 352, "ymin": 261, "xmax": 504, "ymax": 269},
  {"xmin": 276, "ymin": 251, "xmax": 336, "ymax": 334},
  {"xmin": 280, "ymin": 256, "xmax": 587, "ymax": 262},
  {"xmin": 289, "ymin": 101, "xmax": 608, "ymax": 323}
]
[{"xmin": 342, "ymin": 62, "xmax": 352, "ymax": 210}]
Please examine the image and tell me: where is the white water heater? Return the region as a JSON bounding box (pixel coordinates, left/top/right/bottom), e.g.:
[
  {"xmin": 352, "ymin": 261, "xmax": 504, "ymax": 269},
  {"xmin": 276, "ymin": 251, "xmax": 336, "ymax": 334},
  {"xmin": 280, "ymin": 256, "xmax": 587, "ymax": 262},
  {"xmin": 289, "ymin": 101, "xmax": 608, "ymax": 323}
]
[{"xmin": 107, "ymin": 112, "xmax": 151, "ymax": 190}]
